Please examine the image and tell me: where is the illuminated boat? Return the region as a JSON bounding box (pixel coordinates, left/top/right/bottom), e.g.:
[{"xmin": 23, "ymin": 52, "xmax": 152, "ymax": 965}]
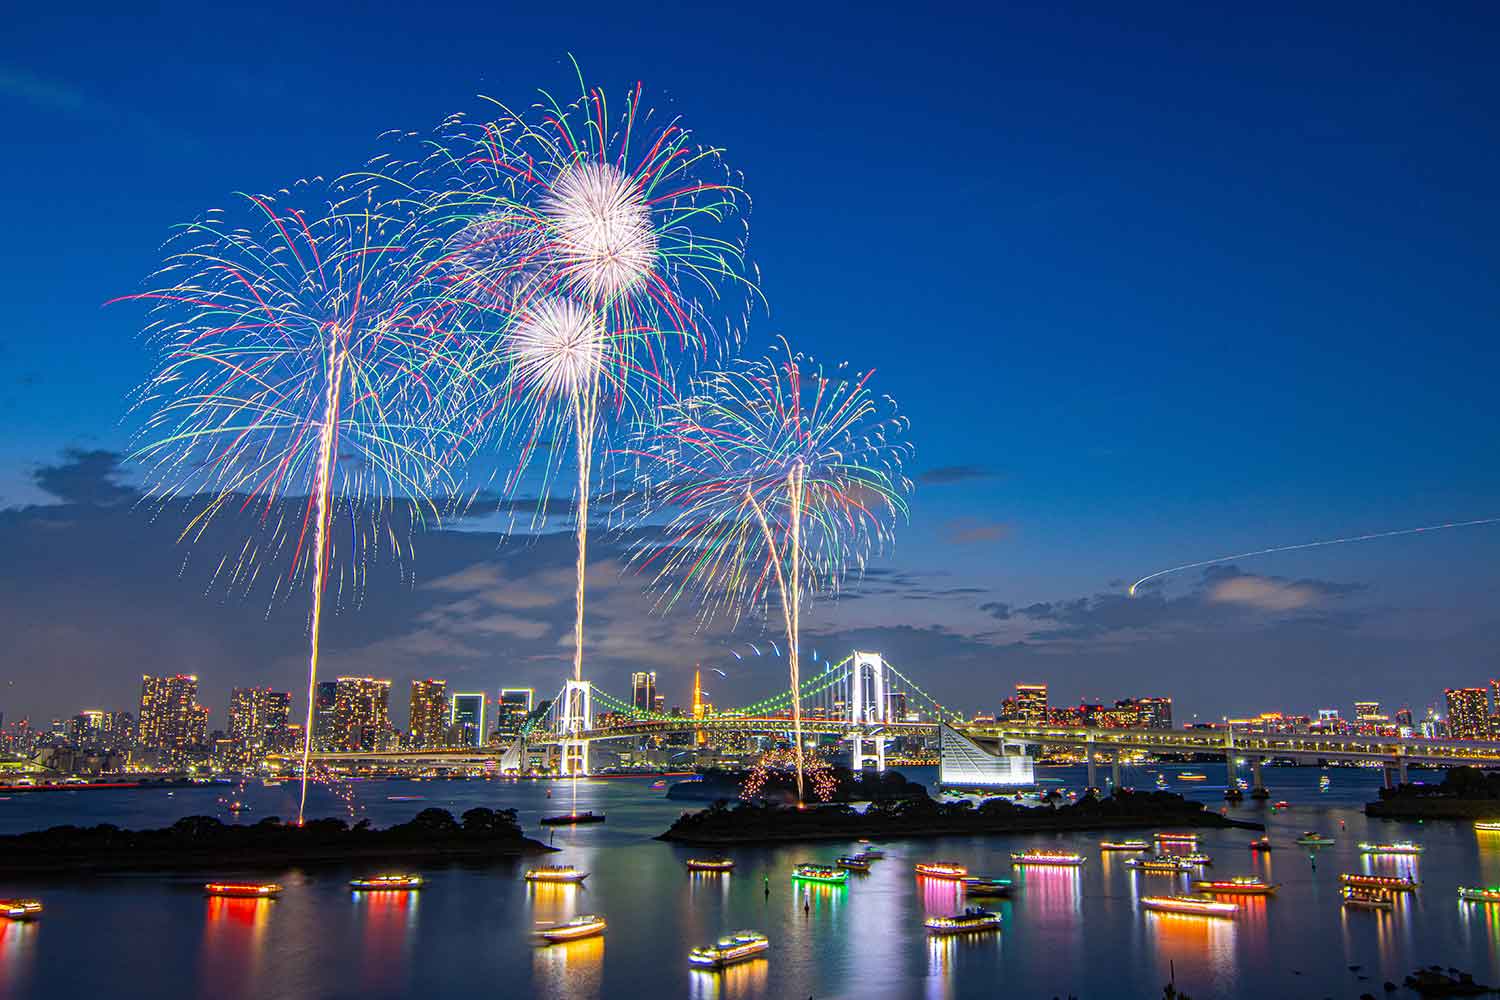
[
  {"xmin": 538, "ymin": 914, "xmax": 606, "ymax": 943},
  {"xmin": 1458, "ymin": 886, "xmax": 1500, "ymax": 903},
  {"xmin": 1154, "ymin": 832, "xmax": 1199, "ymax": 845},
  {"xmin": 1099, "ymin": 839, "xmax": 1150, "ymax": 851},
  {"xmin": 1295, "ymin": 832, "xmax": 1335, "ymax": 846},
  {"xmin": 1178, "ymin": 773, "xmax": 1207, "ymax": 782},
  {"xmin": 204, "ymin": 882, "xmax": 282, "ymax": 898},
  {"xmin": 1011, "ymin": 849, "xmax": 1085, "ymax": 867},
  {"xmin": 1248, "ymin": 836, "xmax": 1273, "ymax": 851},
  {"xmin": 524, "ymin": 865, "xmax": 588, "ymax": 884},
  {"xmin": 791, "ymin": 864, "xmax": 848, "ymax": 885},
  {"xmin": 1319, "ymin": 775, "xmax": 1331, "ymax": 791},
  {"xmin": 1342, "ymin": 887, "xmax": 1394, "ymax": 910},
  {"xmin": 1475, "ymin": 821, "xmax": 1500, "ymax": 832},
  {"xmin": 349, "ymin": 874, "xmax": 424, "ymax": 891},
  {"xmin": 539, "ymin": 811, "xmax": 606, "ymax": 826},
  {"xmin": 1174, "ymin": 852, "xmax": 1213, "ymax": 866},
  {"xmin": 914, "ymin": 862, "xmax": 968, "ymax": 879},
  {"xmin": 1339, "ymin": 873, "xmax": 1416, "ymax": 892},
  {"xmin": 1140, "ymin": 894, "xmax": 1237, "ymax": 917},
  {"xmin": 1125, "ymin": 855, "xmax": 1194, "ymax": 874},
  {"xmin": 857, "ymin": 842, "xmax": 886, "ymax": 858},
  {"xmin": 835, "ymin": 855, "xmax": 871, "ymax": 871},
  {"xmin": 0, "ymin": 899, "xmax": 41, "ymax": 920},
  {"xmin": 685, "ymin": 857, "xmax": 735, "ymax": 872},
  {"xmin": 651, "ymin": 780, "xmax": 667, "ymax": 789},
  {"xmin": 924, "ymin": 907, "xmax": 1002, "ymax": 934},
  {"xmin": 689, "ymin": 930, "xmax": 769, "ymax": 968},
  {"xmin": 960, "ymin": 877, "xmax": 1013, "ymax": 897},
  {"xmin": 1192, "ymin": 876, "xmax": 1278, "ymax": 896},
  {"xmin": 1358, "ymin": 842, "xmax": 1424, "ymax": 855}
]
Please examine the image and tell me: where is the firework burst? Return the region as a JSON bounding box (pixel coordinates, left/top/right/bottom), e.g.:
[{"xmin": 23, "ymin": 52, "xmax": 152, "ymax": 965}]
[
  {"xmin": 121, "ymin": 185, "xmax": 481, "ymax": 822},
  {"xmin": 627, "ymin": 343, "xmax": 912, "ymax": 801}
]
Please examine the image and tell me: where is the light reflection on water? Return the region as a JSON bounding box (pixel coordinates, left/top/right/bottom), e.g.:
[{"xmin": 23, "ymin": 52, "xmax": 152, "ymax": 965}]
[
  {"xmin": 534, "ymin": 934, "xmax": 604, "ymax": 1000},
  {"xmin": 688, "ymin": 958, "xmax": 769, "ymax": 999}
]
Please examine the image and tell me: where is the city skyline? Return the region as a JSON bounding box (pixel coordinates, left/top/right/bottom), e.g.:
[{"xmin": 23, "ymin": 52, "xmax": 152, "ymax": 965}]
[{"xmin": 4, "ymin": 4, "xmax": 1500, "ymax": 729}]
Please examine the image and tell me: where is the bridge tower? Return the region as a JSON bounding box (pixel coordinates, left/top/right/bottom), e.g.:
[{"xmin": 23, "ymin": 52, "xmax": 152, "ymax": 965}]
[
  {"xmin": 560, "ymin": 679, "xmax": 593, "ymax": 776},
  {"xmin": 848, "ymin": 651, "xmax": 889, "ymax": 772}
]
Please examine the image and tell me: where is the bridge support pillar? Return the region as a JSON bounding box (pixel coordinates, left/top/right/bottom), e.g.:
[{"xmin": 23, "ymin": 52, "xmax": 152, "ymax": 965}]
[
  {"xmin": 1111, "ymin": 754, "xmax": 1121, "ymax": 791},
  {"xmin": 1085, "ymin": 740, "xmax": 1097, "ymax": 791},
  {"xmin": 1382, "ymin": 764, "xmax": 1394, "ymax": 790},
  {"xmin": 560, "ymin": 680, "xmax": 593, "ymax": 777},
  {"xmin": 849, "ymin": 651, "xmax": 889, "ymax": 772},
  {"xmin": 1397, "ymin": 755, "xmax": 1408, "ymax": 786}
]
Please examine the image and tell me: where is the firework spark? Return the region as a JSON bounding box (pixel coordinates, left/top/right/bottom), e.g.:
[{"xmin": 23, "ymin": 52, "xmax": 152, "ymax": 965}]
[
  {"xmin": 122, "ymin": 186, "xmax": 479, "ymax": 823},
  {"xmin": 627, "ymin": 344, "xmax": 912, "ymax": 801}
]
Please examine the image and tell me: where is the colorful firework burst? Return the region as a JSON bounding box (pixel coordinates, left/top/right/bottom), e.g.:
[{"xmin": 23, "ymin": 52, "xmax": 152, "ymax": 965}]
[
  {"xmin": 627, "ymin": 342, "xmax": 913, "ymax": 800},
  {"xmin": 122, "ymin": 185, "xmax": 482, "ymax": 822},
  {"xmin": 741, "ymin": 747, "xmax": 837, "ymax": 803}
]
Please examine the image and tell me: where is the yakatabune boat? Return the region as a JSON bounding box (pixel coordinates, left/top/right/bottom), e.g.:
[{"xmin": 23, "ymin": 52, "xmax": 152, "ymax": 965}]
[
  {"xmin": 924, "ymin": 907, "xmax": 1002, "ymax": 934},
  {"xmin": 1191, "ymin": 877, "xmax": 1278, "ymax": 896},
  {"xmin": 204, "ymin": 882, "xmax": 282, "ymax": 898},
  {"xmin": 349, "ymin": 874, "xmax": 424, "ymax": 891},
  {"xmin": 1154, "ymin": 832, "xmax": 1199, "ymax": 845},
  {"xmin": 538, "ymin": 914, "xmax": 606, "ymax": 943},
  {"xmin": 689, "ymin": 931, "xmax": 769, "ymax": 968},
  {"xmin": 961, "ymin": 877, "xmax": 1013, "ymax": 897},
  {"xmin": 1296, "ymin": 832, "xmax": 1335, "ymax": 846},
  {"xmin": 1248, "ymin": 836, "xmax": 1273, "ymax": 851},
  {"xmin": 539, "ymin": 811, "xmax": 606, "ymax": 826},
  {"xmin": 1339, "ymin": 873, "xmax": 1416, "ymax": 892},
  {"xmin": 1099, "ymin": 839, "xmax": 1150, "ymax": 851},
  {"xmin": 524, "ymin": 866, "xmax": 588, "ymax": 884},
  {"xmin": 685, "ymin": 857, "xmax": 736, "ymax": 872},
  {"xmin": 792, "ymin": 864, "xmax": 848, "ymax": 885},
  {"xmin": 914, "ymin": 862, "xmax": 968, "ymax": 879},
  {"xmin": 1125, "ymin": 855, "xmax": 1194, "ymax": 873},
  {"xmin": 835, "ymin": 855, "xmax": 872, "ymax": 871},
  {"xmin": 0, "ymin": 899, "xmax": 41, "ymax": 920},
  {"xmin": 1475, "ymin": 821, "xmax": 1500, "ymax": 832},
  {"xmin": 1459, "ymin": 886, "xmax": 1500, "ymax": 903},
  {"xmin": 1010, "ymin": 850, "xmax": 1085, "ymax": 867},
  {"xmin": 1357, "ymin": 842, "xmax": 1424, "ymax": 855},
  {"xmin": 1342, "ymin": 887, "xmax": 1394, "ymax": 910},
  {"xmin": 1140, "ymin": 895, "xmax": 1237, "ymax": 917}
]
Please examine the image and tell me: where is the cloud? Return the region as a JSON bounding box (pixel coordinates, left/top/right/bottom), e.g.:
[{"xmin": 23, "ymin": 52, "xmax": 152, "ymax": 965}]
[
  {"xmin": 940, "ymin": 517, "xmax": 1010, "ymax": 545},
  {"xmin": 32, "ymin": 449, "xmax": 133, "ymax": 506},
  {"xmin": 0, "ymin": 66, "xmax": 86, "ymax": 114},
  {"xmin": 918, "ymin": 464, "xmax": 998, "ymax": 485},
  {"xmin": 979, "ymin": 602, "xmax": 1012, "ymax": 620}
]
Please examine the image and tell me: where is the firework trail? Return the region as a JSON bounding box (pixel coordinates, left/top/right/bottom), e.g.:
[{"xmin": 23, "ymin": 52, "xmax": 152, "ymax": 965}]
[
  {"xmin": 1128, "ymin": 516, "xmax": 1500, "ymax": 596},
  {"xmin": 392, "ymin": 64, "xmax": 760, "ymax": 784},
  {"xmin": 626, "ymin": 343, "xmax": 912, "ymax": 802},
  {"xmin": 122, "ymin": 185, "xmax": 481, "ymax": 823}
]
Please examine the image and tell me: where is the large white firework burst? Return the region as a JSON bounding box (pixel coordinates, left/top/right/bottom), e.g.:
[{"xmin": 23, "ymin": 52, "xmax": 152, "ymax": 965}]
[
  {"xmin": 542, "ymin": 161, "xmax": 658, "ymax": 302},
  {"xmin": 509, "ymin": 296, "xmax": 607, "ymax": 400}
]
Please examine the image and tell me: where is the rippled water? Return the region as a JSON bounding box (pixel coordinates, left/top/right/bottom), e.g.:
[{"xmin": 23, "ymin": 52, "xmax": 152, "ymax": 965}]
[{"xmin": 0, "ymin": 765, "xmax": 1497, "ymax": 999}]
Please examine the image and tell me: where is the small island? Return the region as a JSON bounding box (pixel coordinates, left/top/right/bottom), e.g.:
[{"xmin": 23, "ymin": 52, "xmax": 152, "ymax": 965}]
[
  {"xmin": 661, "ymin": 788, "xmax": 1259, "ymax": 844},
  {"xmin": 0, "ymin": 807, "xmax": 553, "ymax": 875},
  {"xmin": 1366, "ymin": 766, "xmax": 1500, "ymax": 822}
]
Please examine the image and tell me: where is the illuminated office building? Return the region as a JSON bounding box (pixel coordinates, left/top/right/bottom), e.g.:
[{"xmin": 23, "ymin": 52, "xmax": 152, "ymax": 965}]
[
  {"xmin": 632, "ymin": 672, "xmax": 658, "ymax": 713},
  {"xmin": 227, "ymin": 687, "xmax": 291, "ymax": 763},
  {"xmin": 450, "ymin": 692, "xmax": 486, "ymax": 748},
  {"xmin": 312, "ymin": 681, "xmax": 338, "ymax": 750},
  {"xmin": 1446, "ymin": 687, "xmax": 1489, "ymax": 740},
  {"xmin": 494, "ymin": 688, "xmax": 534, "ymax": 741},
  {"xmin": 331, "ymin": 677, "xmax": 392, "ymax": 752},
  {"xmin": 1014, "ymin": 683, "xmax": 1048, "ymax": 724},
  {"xmin": 407, "ymin": 679, "xmax": 448, "ymax": 750},
  {"xmin": 137, "ymin": 674, "xmax": 208, "ymax": 767}
]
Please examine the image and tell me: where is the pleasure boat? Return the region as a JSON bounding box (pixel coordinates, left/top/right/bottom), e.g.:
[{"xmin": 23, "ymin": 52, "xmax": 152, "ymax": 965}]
[
  {"xmin": 1191, "ymin": 876, "xmax": 1278, "ymax": 896},
  {"xmin": 924, "ymin": 907, "xmax": 1002, "ymax": 934},
  {"xmin": 1357, "ymin": 842, "xmax": 1424, "ymax": 855},
  {"xmin": 791, "ymin": 864, "xmax": 848, "ymax": 885},
  {"xmin": 914, "ymin": 862, "xmax": 968, "ymax": 879},
  {"xmin": 688, "ymin": 931, "xmax": 769, "ymax": 968},
  {"xmin": 960, "ymin": 877, "xmax": 1013, "ymax": 897},
  {"xmin": 204, "ymin": 882, "xmax": 282, "ymax": 898},
  {"xmin": 1295, "ymin": 832, "xmax": 1335, "ymax": 846},
  {"xmin": 0, "ymin": 899, "xmax": 41, "ymax": 920},
  {"xmin": 1342, "ymin": 887, "xmax": 1394, "ymax": 910},
  {"xmin": 349, "ymin": 874, "xmax": 424, "ymax": 891},
  {"xmin": 1339, "ymin": 873, "xmax": 1416, "ymax": 892},
  {"xmin": 538, "ymin": 914, "xmax": 606, "ymax": 943},
  {"xmin": 524, "ymin": 866, "xmax": 588, "ymax": 884},
  {"xmin": 1010, "ymin": 849, "xmax": 1085, "ymax": 867},
  {"xmin": 1458, "ymin": 886, "xmax": 1500, "ymax": 903},
  {"xmin": 1140, "ymin": 894, "xmax": 1237, "ymax": 917},
  {"xmin": 835, "ymin": 855, "xmax": 871, "ymax": 872},
  {"xmin": 1125, "ymin": 855, "xmax": 1194, "ymax": 874},
  {"xmin": 685, "ymin": 857, "xmax": 735, "ymax": 872},
  {"xmin": 1099, "ymin": 839, "xmax": 1150, "ymax": 851},
  {"xmin": 539, "ymin": 811, "xmax": 605, "ymax": 826}
]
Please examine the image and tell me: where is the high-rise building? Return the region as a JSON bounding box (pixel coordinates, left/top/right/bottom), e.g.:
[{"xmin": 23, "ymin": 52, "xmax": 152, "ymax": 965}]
[
  {"xmin": 70, "ymin": 710, "xmax": 106, "ymax": 747},
  {"xmin": 450, "ymin": 693, "xmax": 486, "ymax": 748},
  {"xmin": 632, "ymin": 672, "xmax": 657, "ymax": 713},
  {"xmin": 407, "ymin": 679, "xmax": 448, "ymax": 750},
  {"xmin": 494, "ymin": 688, "xmax": 534, "ymax": 741},
  {"xmin": 1137, "ymin": 696, "xmax": 1173, "ymax": 730},
  {"xmin": 227, "ymin": 687, "xmax": 291, "ymax": 765},
  {"xmin": 313, "ymin": 681, "xmax": 338, "ymax": 751},
  {"xmin": 331, "ymin": 677, "xmax": 392, "ymax": 752},
  {"xmin": 1446, "ymin": 687, "xmax": 1489, "ymax": 740},
  {"xmin": 137, "ymin": 674, "xmax": 208, "ymax": 767},
  {"xmin": 1014, "ymin": 683, "xmax": 1048, "ymax": 724}
]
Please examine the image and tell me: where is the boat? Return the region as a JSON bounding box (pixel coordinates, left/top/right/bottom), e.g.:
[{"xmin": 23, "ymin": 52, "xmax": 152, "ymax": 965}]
[
  {"xmin": 0, "ymin": 899, "xmax": 41, "ymax": 920},
  {"xmin": 835, "ymin": 855, "xmax": 871, "ymax": 872},
  {"xmin": 1174, "ymin": 852, "xmax": 1213, "ymax": 866},
  {"xmin": 1010, "ymin": 850, "xmax": 1085, "ymax": 867},
  {"xmin": 1192, "ymin": 877, "xmax": 1279, "ymax": 896},
  {"xmin": 539, "ymin": 811, "xmax": 606, "ymax": 826},
  {"xmin": 651, "ymin": 780, "xmax": 667, "ymax": 789},
  {"xmin": 685, "ymin": 857, "xmax": 736, "ymax": 872},
  {"xmin": 1339, "ymin": 873, "xmax": 1416, "ymax": 892},
  {"xmin": 1140, "ymin": 894, "xmax": 1237, "ymax": 917},
  {"xmin": 386, "ymin": 795, "xmax": 425, "ymax": 802},
  {"xmin": 1155, "ymin": 774, "xmax": 1169, "ymax": 788},
  {"xmin": 1319, "ymin": 775, "xmax": 1331, "ymax": 791},
  {"xmin": 1358, "ymin": 842, "xmax": 1424, "ymax": 855},
  {"xmin": 1274, "ymin": 800, "xmax": 1290, "ymax": 809},
  {"xmin": 1342, "ymin": 887, "xmax": 1394, "ymax": 910},
  {"xmin": 261, "ymin": 779, "xmax": 281, "ymax": 788},
  {"xmin": 524, "ymin": 866, "xmax": 588, "ymax": 884},
  {"xmin": 861, "ymin": 847, "xmax": 886, "ymax": 859},
  {"xmin": 791, "ymin": 864, "xmax": 848, "ymax": 885},
  {"xmin": 1099, "ymin": 839, "xmax": 1150, "ymax": 851},
  {"xmin": 1459, "ymin": 886, "xmax": 1500, "ymax": 903},
  {"xmin": 1126, "ymin": 855, "xmax": 1194, "ymax": 874},
  {"xmin": 689, "ymin": 930, "xmax": 769, "ymax": 968},
  {"xmin": 1179, "ymin": 773, "xmax": 1207, "ymax": 782},
  {"xmin": 349, "ymin": 874, "xmax": 424, "ymax": 891},
  {"xmin": 961, "ymin": 877, "xmax": 1012, "ymax": 897},
  {"xmin": 924, "ymin": 907, "xmax": 1002, "ymax": 934},
  {"xmin": 538, "ymin": 914, "xmax": 606, "ymax": 943},
  {"xmin": 1475, "ymin": 821, "xmax": 1500, "ymax": 832},
  {"xmin": 914, "ymin": 862, "xmax": 968, "ymax": 879},
  {"xmin": 1249, "ymin": 836, "xmax": 1273, "ymax": 851},
  {"xmin": 1154, "ymin": 832, "xmax": 1199, "ymax": 845},
  {"xmin": 204, "ymin": 882, "xmax": 282, "ymax": 898},
  {"xmin": 1295, "ymin": 832, "xmax": 1335, "ymax": 846}
]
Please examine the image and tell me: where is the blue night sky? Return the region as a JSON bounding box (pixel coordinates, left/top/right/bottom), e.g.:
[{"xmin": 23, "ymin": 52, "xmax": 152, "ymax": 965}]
[{"xmin": 1, "ymin": 2, "xmax": 1498, "ymax": 726}]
